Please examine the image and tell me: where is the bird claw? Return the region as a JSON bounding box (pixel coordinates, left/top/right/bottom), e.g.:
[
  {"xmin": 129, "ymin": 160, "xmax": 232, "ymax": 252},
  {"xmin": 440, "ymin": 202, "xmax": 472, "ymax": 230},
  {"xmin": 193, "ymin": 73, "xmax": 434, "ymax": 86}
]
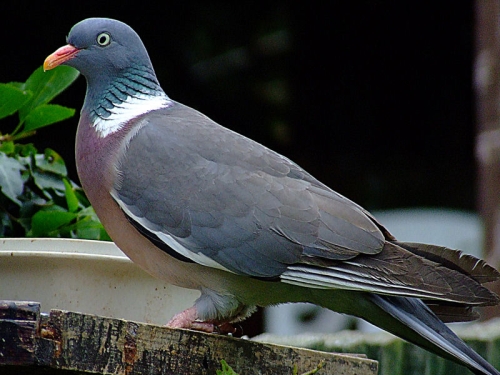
[
  {"xmin": 213, "ymin": 322, "xmax": 238, "ymax": 335},
  {"xmin": 166, "ymin": 306, "xmax": 236, "ymax": 334}
]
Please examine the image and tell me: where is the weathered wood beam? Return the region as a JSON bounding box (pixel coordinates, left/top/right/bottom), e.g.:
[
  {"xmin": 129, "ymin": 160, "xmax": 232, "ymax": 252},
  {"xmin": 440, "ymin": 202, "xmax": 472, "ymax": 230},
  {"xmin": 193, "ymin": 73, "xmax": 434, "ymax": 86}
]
[
  {"xmin": 0, "ymin": 301, "xmax": 40, "ymax": 366},
  {"xmin": 0, "ymin": 301, "xmax": 378, "ymax": 375}
]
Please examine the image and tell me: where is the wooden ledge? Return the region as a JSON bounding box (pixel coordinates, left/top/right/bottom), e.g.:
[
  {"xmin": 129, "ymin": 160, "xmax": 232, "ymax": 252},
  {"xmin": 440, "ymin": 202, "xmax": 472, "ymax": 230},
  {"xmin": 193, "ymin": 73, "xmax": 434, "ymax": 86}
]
[{"xmin": 0, "ymin": 301, "xmax": 378, "ymax": 375}]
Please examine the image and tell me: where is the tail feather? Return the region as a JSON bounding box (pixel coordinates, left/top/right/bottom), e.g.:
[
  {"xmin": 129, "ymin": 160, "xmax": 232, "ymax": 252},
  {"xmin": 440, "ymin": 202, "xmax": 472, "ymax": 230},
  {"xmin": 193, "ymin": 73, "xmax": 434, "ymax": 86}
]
[
  {"xmin": 365, "ymin": 294, "xmax": 499, "ymax": 375},
  {"xmin": 393, "ymin": 241, "xmax": 500, "ymax": 323},
  {"xmin": 395, "ymin": 242, "xmax": 500, "ymax": 284},
  {"xmin": 426, "ymin": 303, "xmax": 479, "ymax": 323}
]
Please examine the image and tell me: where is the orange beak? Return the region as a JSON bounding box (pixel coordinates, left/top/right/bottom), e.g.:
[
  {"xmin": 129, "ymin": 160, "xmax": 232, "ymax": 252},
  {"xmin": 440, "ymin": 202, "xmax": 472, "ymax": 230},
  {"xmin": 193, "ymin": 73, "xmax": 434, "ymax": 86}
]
[{"xmin": 44, "ymin": 44, "xmax": 80, "ymax": 71}]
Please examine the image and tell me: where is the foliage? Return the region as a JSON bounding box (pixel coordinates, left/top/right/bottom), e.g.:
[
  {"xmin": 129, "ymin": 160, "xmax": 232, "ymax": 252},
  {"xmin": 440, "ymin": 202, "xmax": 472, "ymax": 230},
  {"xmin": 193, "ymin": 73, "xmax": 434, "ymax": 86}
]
[
  {"xmin": 215, "ymin": 359, "xmax": 325, "ymax": 374},
  {"xmin": 216, "ymin": 360, "xmax": 239, "ymax": 375},
  {"xmin": 293, "ymin": 361, "xmax": 324, "ymax": 375},
  {"xmin": 0, "ymin": 66, "xmax": 110, "ymax": 240}
]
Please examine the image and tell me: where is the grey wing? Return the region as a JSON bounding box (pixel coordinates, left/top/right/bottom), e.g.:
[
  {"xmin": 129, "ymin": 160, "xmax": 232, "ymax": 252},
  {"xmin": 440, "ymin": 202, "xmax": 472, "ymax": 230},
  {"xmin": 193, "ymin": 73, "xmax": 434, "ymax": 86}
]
[{"xmin": 111, "ymin": 103, "xmax": 385, "ymax": 278}]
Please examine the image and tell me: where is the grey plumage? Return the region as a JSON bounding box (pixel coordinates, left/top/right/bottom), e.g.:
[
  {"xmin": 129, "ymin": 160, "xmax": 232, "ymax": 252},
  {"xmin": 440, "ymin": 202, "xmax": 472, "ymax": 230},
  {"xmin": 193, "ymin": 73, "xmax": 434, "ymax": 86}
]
[
  {"xmin": 112, "ymin": 103, "xmax": 384, "ymax": 276},
  {"xmin": 44, "ymin": 18, "xmax": 500, "ymax": 375}
]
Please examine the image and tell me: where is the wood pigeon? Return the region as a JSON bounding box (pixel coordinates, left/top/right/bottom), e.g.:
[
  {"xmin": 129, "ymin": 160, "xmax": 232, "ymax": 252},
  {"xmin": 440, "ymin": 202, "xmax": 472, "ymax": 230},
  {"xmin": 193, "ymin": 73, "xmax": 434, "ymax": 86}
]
[{"xmin": 44, "ymin": 18, "xmax": 500, "ymax": 374}]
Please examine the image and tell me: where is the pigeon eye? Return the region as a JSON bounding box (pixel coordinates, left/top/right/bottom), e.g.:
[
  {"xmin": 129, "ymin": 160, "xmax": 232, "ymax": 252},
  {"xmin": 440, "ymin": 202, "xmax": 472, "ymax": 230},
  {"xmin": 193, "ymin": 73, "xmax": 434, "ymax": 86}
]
[{"xmin": 97, "ymin": 32, "xmax": 111, "ymax": 46}]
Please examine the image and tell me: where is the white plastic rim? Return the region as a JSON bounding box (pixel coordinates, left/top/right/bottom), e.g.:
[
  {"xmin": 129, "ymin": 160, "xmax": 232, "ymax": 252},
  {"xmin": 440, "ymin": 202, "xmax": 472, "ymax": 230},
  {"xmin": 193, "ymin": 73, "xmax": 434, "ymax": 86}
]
[{"xmin": 0, "ymin": 237, "xmax": 129, "ymax": 259}]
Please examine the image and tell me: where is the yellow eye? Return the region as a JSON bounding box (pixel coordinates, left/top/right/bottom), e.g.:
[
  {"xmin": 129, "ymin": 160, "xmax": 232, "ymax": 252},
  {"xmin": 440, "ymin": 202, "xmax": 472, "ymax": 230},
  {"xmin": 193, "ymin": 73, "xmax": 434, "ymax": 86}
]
[{"xmin": 97, "ymin": 32, "xmax": 111, "ymax": 46}]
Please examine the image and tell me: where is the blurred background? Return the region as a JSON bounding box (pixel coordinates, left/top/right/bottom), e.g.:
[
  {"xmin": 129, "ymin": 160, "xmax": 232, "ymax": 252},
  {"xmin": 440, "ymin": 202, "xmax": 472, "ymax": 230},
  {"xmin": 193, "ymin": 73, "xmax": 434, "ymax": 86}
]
[{"xmin": 2, "ymin": 1, "xmax": 500, "ymax": 335}]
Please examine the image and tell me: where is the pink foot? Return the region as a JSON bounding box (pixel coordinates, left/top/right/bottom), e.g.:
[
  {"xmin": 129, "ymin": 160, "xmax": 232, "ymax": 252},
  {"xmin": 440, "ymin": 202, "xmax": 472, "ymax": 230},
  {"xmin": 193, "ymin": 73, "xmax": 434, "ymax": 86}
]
[{"xmin": 166, "ymin": 306, "xmax": 236, "ymax": 334}]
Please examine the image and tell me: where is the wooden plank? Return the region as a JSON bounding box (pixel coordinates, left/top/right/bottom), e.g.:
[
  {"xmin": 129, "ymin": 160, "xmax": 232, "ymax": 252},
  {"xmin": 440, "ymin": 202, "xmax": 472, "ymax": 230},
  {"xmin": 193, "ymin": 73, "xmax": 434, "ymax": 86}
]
[
  {"xmin": 0, "ymin": 301, "xmax": 378, "ymax": 374},
  {"xmin": 42, "ymin": 310, "xmax": 378, "ymax": 375},
  {"xmin": 0, "ymin": 301, "xmax": 40, "ymax": 366},
  {"xmin": 0, "ymin": 301, "xmax": 40, "ymax": 322}
]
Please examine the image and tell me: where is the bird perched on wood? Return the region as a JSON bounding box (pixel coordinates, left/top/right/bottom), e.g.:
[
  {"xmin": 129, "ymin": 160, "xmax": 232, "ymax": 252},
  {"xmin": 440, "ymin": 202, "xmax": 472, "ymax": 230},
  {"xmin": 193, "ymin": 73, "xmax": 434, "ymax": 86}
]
[{"xmin": 44, "ymin": 18, "xmax": 500, "ymax": 375}]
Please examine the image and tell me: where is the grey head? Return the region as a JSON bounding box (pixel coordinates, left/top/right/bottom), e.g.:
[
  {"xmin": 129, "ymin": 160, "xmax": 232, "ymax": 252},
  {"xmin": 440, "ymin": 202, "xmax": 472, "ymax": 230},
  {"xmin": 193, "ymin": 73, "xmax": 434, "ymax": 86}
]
[
  {"xmin": 45, "ymin": 18, "xmax": 170, "ymax": 135},
  {"xmin": 65, "ymin": 18, "xmax": 157, "ymax": 83}
]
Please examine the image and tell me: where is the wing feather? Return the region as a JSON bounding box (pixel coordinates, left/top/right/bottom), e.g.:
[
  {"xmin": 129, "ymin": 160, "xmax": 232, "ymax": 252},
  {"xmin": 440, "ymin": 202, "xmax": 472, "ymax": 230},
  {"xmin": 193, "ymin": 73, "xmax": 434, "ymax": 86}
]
[{"xmin": 111, "ymin": 102, "xmax": 385, "ymax": 277}]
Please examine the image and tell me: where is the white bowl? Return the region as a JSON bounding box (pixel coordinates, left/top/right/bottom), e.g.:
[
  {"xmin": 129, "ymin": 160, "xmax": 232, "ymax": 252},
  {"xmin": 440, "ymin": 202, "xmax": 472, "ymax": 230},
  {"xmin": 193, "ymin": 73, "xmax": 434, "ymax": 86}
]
[{"xmin": 0, "ymin": 238, "xmax": 199, "ymax": 324}]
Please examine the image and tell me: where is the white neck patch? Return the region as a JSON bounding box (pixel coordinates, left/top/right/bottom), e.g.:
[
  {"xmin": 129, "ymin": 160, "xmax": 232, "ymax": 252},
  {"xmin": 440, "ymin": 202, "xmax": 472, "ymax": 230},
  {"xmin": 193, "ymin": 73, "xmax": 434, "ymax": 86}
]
[{"xmin": 92, "ymin": 92, "xmax": 172, "ymax": 138}]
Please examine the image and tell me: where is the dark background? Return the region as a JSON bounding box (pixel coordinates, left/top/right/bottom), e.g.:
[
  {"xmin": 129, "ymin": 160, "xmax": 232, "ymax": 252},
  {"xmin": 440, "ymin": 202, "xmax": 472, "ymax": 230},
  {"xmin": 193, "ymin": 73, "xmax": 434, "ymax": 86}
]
[
  {"xmin": 1, "ymin": 2, "xmax": 476, "ymax": 334},
  {"xmin": 1, "ymin": 2, "xmax": 475, "ymax": 211}
]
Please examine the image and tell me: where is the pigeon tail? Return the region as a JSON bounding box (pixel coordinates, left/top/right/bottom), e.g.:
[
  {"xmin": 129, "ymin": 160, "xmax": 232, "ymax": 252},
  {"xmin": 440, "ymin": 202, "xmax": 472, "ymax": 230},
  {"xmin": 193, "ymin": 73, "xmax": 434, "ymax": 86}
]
[{"xmin": 362, "ymin": 294, "xmax": 499, "ymax": 375}]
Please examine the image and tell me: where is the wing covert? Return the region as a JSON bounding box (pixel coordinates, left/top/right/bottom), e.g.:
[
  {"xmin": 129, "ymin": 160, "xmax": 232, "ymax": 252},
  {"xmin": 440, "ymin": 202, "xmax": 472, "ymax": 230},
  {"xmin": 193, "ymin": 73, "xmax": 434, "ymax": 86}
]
[{"xmin": 111, "ymin": 103, "xmax": 386, "ymax": 278}]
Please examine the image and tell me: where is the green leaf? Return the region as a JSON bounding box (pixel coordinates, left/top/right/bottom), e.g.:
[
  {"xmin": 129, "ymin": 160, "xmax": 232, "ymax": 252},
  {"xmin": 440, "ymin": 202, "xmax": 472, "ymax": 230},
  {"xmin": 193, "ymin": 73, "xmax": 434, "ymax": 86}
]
[
  {"xmin": 74, "ymin": 189, "xmax": 90, "ymax": 206},
  {"xmin": 0, "ymin": 83, "xmax": 33, "ymax": 120},
  {"xmin": 0, "ymin": 141, "xmax": 15, "ymax": 154},
  {"xmin": 35, "ymin": 148, "xmax": 67, "ymax": 176},
  {"xmin": 74, "ymin": 217, "xmax": 111, "ymax": 241},
  {"xmin": 16, "ymin": 143, "xmax": 38, "ymax": 157},
  {"xmin": 0, "ymin": 153, "xmax": 25, "ymax": 205},
  {"xmin": 23, "ymin": 104, "xmax": 75, "ymax": 132},
  {"xmin": 63, "ymin": 178, "xmax": 79, "ymax": 213},
  {"xmin": 29, "ymin": 209, "xmax": 77, "ymax": 237},
  {"xmin": 18, "ymin": 199, "xmax": 46, "ymax": 233},
  {"xmin": 32, "ymin": 170, "xmax": 66, "ymax": 193},
  {"xmin": 19, "ymin": 65, "xmax": 79, "ymax": 122},
  {"xmin": 8, "ymin": 82, "xmax": 24, "ymax": 90},
  {"xmin": 216, "ymin": 360, "xmax": 239, "ymax": 375}
]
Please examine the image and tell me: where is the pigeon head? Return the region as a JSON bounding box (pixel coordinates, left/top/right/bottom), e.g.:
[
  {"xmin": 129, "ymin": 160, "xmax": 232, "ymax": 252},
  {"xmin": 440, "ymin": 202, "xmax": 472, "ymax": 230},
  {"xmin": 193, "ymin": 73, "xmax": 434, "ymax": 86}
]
[
  {"xmin": 45, "ymin": 18, "xmax": 152, "ymax": 80},
  {"xmin": 44, "ymin": 18, "xmax": 170, "ymax": 137}
]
